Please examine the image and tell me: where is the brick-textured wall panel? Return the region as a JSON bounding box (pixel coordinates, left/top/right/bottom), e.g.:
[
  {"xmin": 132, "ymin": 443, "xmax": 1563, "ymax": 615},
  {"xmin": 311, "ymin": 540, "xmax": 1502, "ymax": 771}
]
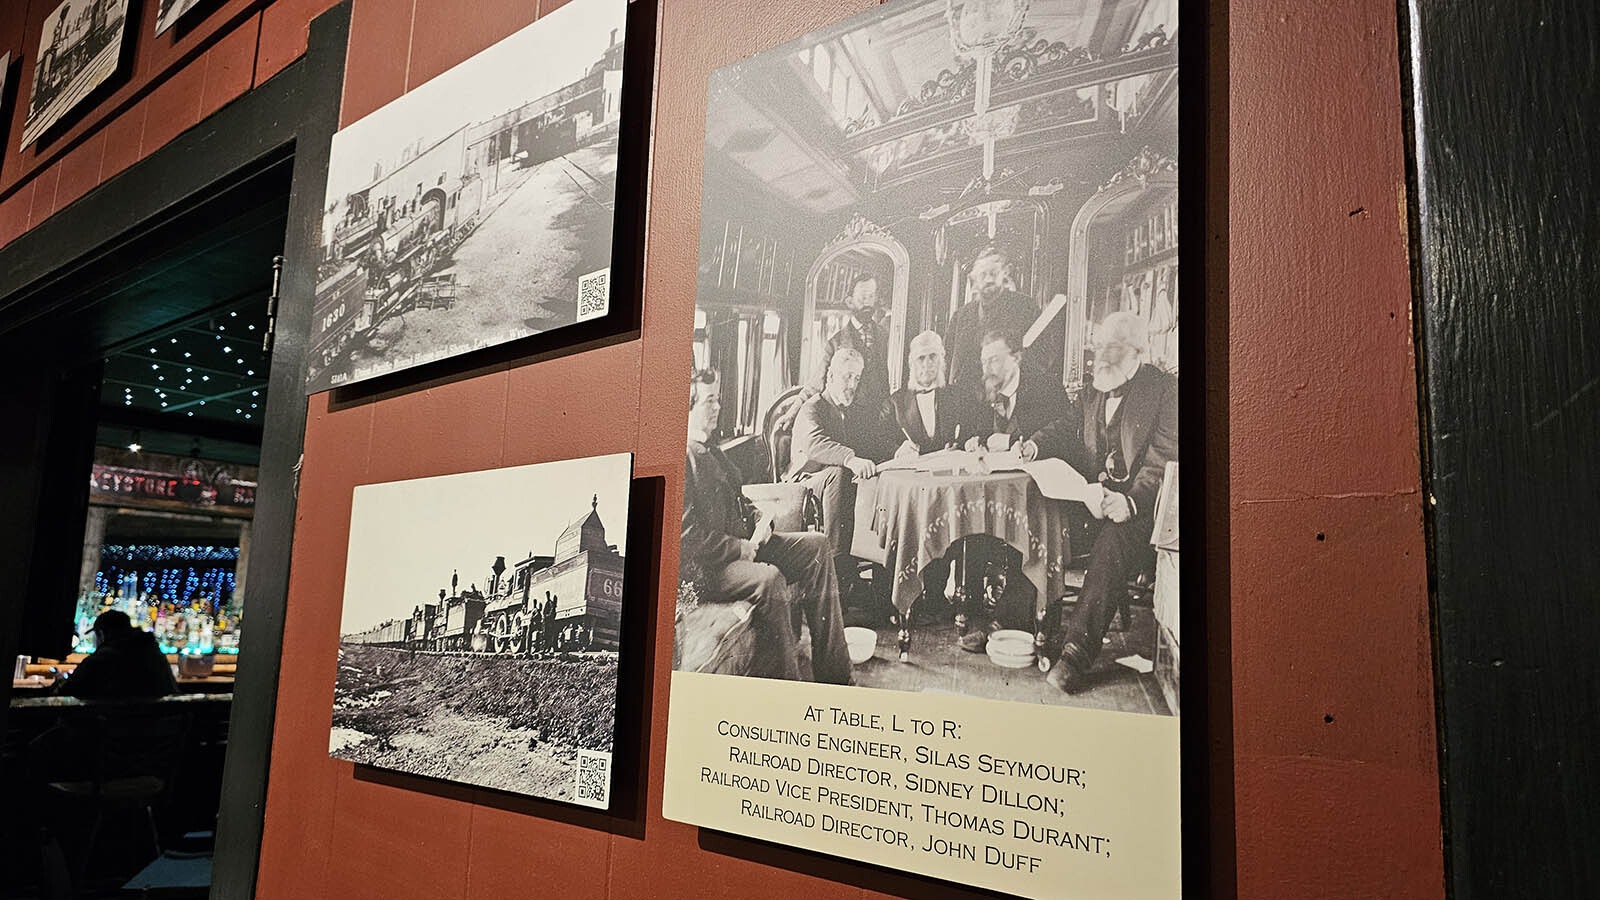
[
  {"xmin": 338, "ymin": 0, "xmax": 413, "ymax": 127},
  {"xmin": 95, "ymin": 102, "xmax": 148, "ymax": 184},
  {"xmin": 256, "ymin": 0, "xmax": 340, "ymax": 84},
  {"xmin": 1228, "ymin": 0, "xmax": 1443, "ymax": 897},
  {"xmin": 199, "ymin": 13, "xmax": 261, "ymax": 119},
  {"xmin": 49, "ymin": 128, "xmax": 105, "ymax": 213}
]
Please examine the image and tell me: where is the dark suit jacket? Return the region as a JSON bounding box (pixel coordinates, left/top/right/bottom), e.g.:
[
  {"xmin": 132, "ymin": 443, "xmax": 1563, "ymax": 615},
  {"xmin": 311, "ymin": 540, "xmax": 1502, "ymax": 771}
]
[
  {"xmin": 58, "ymin": 630, "xmax": 177, "ymax": 699},
  {"xmin": 944, "ymin": 290, "xmax": 1038, "ymax": 390},
  {"xmin": 983, "ymin": 369, "xmax": 1082, "ymax": 455},
  {"xmin": 682, "ymin": 439, "xmax": 757, "ymax": 573},
  {"xmin": 944, "ymin": 289, "xmax": 1066, "ymax": 391},
  {"xmin": 1066, "ymin": 364, "xmax": 1178, "ymax": 515},
  {"xmin": 890, "ymin": 385, "xmax": 987, "ymax": 453}
]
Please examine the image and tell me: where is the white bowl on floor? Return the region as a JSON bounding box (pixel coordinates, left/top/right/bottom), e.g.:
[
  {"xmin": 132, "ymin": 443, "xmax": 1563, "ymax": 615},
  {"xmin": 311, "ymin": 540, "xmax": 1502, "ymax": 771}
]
[
  {"xmin": 986, "ymin": 629, "xmax": 1036, "ymax": 668},
  {"xmin": 844, "ymin": 627, "xmax": 877, "ymax": 664}
]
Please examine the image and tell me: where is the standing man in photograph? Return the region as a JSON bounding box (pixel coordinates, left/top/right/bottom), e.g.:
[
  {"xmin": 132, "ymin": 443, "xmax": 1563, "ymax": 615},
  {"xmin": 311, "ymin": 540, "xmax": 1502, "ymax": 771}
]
[
  {"xmin": 945, "ymin": 248, "xmax": 1035, "ymax": 389},
  {"xmin": 682, "ymin": 369, "xmax": 851, "ymax": 683},
  {"xmin": 808, "ymin": 273, "xmax": 892, "ymax": 414}
]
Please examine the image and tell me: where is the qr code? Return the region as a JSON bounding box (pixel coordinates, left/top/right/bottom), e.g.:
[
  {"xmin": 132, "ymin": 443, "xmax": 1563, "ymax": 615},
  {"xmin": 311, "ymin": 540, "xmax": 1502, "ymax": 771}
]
[
  {"xmin": 576, "ymin": 268, "xmax": 610, "ymax": 322},
  {"xmin": 574, "ymin": 748, "xmax": 612, "ymax": 808}
]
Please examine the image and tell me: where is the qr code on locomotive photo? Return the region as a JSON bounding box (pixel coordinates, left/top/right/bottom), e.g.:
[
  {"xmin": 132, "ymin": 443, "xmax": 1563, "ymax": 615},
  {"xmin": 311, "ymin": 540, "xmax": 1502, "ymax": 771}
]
[
  {"xmin": 574, "ymin": 748, "xmax": 612, "ymax": 808},
  {"xmin": 576, "ymin": 268, "xmax": 610, "ymax": 322}
]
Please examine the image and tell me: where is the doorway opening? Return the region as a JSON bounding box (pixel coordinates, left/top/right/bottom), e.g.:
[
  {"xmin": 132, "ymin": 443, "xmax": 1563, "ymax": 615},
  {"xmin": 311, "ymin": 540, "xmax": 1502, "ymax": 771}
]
[{"xmin": 0, "ymin": 157, "xmax": 290, "ymax": 898}]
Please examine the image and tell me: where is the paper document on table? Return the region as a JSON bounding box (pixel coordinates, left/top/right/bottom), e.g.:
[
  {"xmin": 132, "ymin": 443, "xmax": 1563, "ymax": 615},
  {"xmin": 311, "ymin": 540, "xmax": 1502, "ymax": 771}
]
[
  {"xmin": 1020, "ymin": 457, "xmax": 1094, "ymax": 504},
  {"xmin": 877, "ymin": 448, "xmax": 976, "ymax": 472},
  {"xmin": 981, "ymin": 449, "xmax": 1028, "ymax": 471},
  {"xmin": 875, "ymin": 456, "xmax": 924, "ymax": 472}
]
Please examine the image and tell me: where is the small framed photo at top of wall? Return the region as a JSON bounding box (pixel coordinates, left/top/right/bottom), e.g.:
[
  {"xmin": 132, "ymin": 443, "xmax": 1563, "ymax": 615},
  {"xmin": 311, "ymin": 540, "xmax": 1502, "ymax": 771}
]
[
  {"xmin": 306, "ymin": 0, "xmax": 654, "ymax": 394},
  {"xmin": 22, "ymin": 0, "xmax": 131, "ymax": 149},
  {"xmin": 155, "ymin": 0, "xmax": 208, "ymax": 37}
]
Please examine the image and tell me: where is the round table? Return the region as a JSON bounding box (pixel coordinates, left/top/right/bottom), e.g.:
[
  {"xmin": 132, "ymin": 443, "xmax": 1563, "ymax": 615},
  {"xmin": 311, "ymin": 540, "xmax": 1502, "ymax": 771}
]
[{"xmin": 866, "ymin": 468, "xmax": 1070, "ymax": 620}]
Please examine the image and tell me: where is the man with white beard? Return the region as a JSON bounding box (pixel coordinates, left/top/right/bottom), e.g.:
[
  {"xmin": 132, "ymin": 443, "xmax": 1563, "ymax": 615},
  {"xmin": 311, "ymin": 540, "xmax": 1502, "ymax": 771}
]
[{"xmin": 1038, "ymin": 310, "xmax": 1179, "ymax": 694}]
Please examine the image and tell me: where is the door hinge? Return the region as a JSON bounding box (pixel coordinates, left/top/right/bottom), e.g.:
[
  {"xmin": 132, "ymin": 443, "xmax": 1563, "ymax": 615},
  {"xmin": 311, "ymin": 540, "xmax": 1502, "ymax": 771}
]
[{"xmin": 264, "ymin": 254, "xmax": 285, "ymax": 353}]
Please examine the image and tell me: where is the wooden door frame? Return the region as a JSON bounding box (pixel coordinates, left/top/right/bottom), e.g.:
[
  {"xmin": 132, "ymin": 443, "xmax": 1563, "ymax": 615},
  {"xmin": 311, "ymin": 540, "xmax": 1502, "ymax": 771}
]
[{"xmin": 0, "ymin": 6, "xmax": 350, "ymax": 898}]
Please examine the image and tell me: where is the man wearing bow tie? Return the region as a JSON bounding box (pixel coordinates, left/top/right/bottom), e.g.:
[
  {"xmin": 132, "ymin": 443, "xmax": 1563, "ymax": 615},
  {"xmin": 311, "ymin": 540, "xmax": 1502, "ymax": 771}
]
[
  {"xmin": 948, "ymin": 330, "xmax": 1080, "ymax": 651},
  {"xmin": 890, "ymin": 331, "xmax": 986, "ymax": 457},
  {"xmin": 963, "ymin": 329, "xmax": 1080, "ymax": 459},
  {"xmin": 1042, "ymin": 310, "xmax": 1178, "ymax": 694}
]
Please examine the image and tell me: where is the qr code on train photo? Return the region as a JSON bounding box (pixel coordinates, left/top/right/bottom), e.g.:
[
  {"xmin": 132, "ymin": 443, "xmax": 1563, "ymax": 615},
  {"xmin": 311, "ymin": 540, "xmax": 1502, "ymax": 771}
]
[
  {"xmin": 576, "ymin": 268, "xmax": 611, "ymax": 322},
  {"xmin": 574, "ymin": 748, "xmax": 612, "ymax": 808}
]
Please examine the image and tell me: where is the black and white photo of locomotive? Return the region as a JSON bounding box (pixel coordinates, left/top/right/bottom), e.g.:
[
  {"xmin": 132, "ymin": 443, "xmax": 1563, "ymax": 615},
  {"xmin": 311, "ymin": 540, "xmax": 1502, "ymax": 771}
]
[
  {"xmin": 24, "ymin": 0, "xmax": 130, "ymax": 147},
  {"xmin": 309, "ymin": 0, "xmax": 628, "ymax": 392},
  {"xmin": 339, "ymin": 494, "xmax": 625, "ymax": 657},
  {"xmin": 329, "ymin": 455, "xmax": 632, "ymax": 806}
]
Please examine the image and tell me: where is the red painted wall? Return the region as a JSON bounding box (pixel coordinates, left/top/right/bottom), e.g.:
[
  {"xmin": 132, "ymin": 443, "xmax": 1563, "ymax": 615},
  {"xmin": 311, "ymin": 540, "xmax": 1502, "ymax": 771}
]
[{"xmin": 0, "ymin": 0, "xmax": 1444, "ymax": 897}]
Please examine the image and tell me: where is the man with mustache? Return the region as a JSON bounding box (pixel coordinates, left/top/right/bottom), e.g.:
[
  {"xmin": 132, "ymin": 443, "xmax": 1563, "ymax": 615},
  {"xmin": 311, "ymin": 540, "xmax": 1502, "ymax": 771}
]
[
  {"xmin": 943, "ymin": 247, "xmax": 1064, "ymax": 390},
  {"xmin": 789, "ymin": 348, "xmax": 884, "ymax": 577},
  {"xmin": 682, "ymin": 369, "xmax": 851, "ymax": 683},
  {"xmin": 962, "ymin": 329, "xmax": 1080, "ymax": 460},
  {"xmin": 951, "ymin": 329, "xmax": 1080, "ymax": 651},
  {"xmin": 808, "ymin": 274, "xmax": 892, "ymax": 414},
  {"xmin": 1040, "ymin": 310, "xmax": 1179, "ymax": 694}
]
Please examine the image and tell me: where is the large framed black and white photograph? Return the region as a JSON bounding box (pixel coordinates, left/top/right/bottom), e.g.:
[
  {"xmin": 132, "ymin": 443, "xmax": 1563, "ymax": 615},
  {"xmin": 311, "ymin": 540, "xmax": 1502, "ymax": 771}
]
[
  {"xmin": 662, "ymin": 0, "xmax": 1186, "ymax": 896},
  {"xmin": 309, "ymin": 0, "xmax": 633, "ymax": 392},
  {"xmin": 22, "ymin": 0, "xmax": 130, "ymax": 148},
  {"xmin": 329, "ymin": 453, "xmax": 634, "ymax": 809}
]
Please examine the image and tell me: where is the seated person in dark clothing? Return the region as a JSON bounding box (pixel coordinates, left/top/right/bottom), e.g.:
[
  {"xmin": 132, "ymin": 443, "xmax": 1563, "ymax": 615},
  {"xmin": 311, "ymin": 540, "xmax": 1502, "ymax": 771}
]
[
  {"xmin": 58, "ymin": 611, "xmax": 177, "ymax": 699},
  {"xmin": 1043, "ymin": 311, "xmax": 1179, "ymax": 694},
  {"xmin": 683, "ymin": 369, "xmax": 851, "ymax": 684},
  {"xmin": 962, "ymin": 329, "xmax": 1082, "ymax": 460},
  {"xmin": 951, "ymin": 329, "xmax": 1083, "ymax": 650},
  {"xmin": 890, "ymin": 331, "xmax": 986, "ymax": 458},
  {"xmin": 889, "ymin": 330, "xmax": 988, "ymax": 622}
]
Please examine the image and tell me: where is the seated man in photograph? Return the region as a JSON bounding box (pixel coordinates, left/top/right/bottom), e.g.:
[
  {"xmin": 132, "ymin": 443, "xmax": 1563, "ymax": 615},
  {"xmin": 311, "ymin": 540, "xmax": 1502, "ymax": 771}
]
[
  {"xmin": 963, "ymin": 329, "xmax": 1081, "ymax": 460},
  {"xmin": 1040, "ymin": 311, "xmax": 1178, "ymax": 694},
  {"xmin": 890, "ymin": 331, "xmax": 986, "ymax": 457},
  {"xmin": 888, "ymin": 330, "xmax": 985, "ymax": 621},
  {"xmin": 948, "ymin": 329, "xmax": 1083, "ymax": 650},
  {"xmin": 682, "ymin": 369, "xmax": 851, "ymax": 684},
  {"xmin": 787, "ymin": 347, "xmax": 890, "ymax": 570},
  {"xmin": 57, "ymin": 610, "xmax": 178, "ymax": 699}
]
